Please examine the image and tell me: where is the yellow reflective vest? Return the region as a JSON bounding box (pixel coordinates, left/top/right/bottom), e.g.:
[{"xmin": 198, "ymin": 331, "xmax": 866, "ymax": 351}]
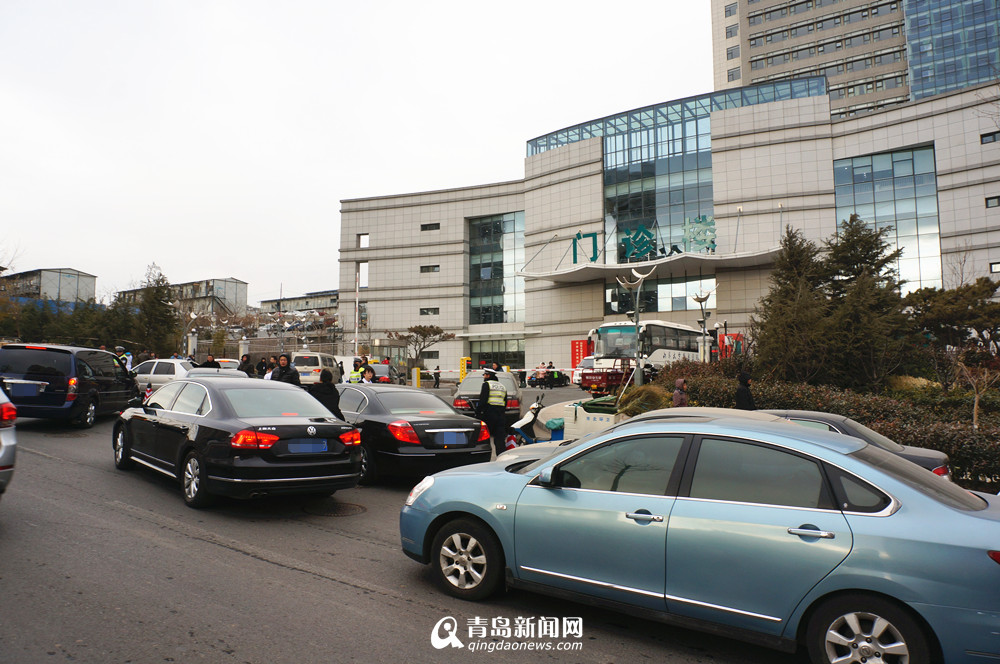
[{"xmin": 486, "ymin": 380, "xmax": 506, "ymax": 407}]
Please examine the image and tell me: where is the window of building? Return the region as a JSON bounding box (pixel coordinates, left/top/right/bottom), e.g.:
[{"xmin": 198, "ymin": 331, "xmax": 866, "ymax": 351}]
[
  {"xmin": 726, "ymin": 23, "xmax": 738, "ymax": 38},
  {"xmin": 982, "ymin": 131, "xmax": 1000, "ymax": 144},
  {"xmin": 728, "ymin": 66, "xmax": 741, "ymax": 82},
  {"xmin": 727, "ymin": 45, "xmax": 740, "ymax": 60},
  {"xmin": 420, "ymin": 222, "xmax": 440, "ymax": 231},
  {"xmin": 419, "ymin": 307, "xmax": 439, "ymax": 315},
  {"xmin": 357, "ymin": 233, "xmax": 369, "ymax": 248},
  {"xmin": 991, "ymin": 262, "xmax": 1000, "ymax": 274},
  {"xmin": 833, "ymin": 147, "xmax": 942, "ymax": 292},
  {"xmin": 988, "ymin": 196, "xmax": 1000, "ymax": 208},
  {"xmin": 422, "ymin": 351, "xmax": 439, "ymax": 359},
  {"xmin": 357, "ymin": 261, "xmax": 368, "ymax": 288},
  {"xmin": 470, "ymin": 338, "xmax": 524, "ymax": 372},
  {"xmin": 420, "ymin": 265, "xmax": 440, "ymax": 273},
  {"xmin": 469, "ymin": 212, "xmax": 525, "ymax": 324},
  {"xmin": 725, "ymin": 2, "xmax": 738, "ymax": 17}
]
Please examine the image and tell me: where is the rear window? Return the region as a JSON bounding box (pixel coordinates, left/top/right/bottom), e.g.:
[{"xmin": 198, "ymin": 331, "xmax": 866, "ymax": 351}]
[
  {"xmin": 458, "ymin": 374, "xmax": 517, "ymax": 393},
  {"xmin": 0, "ymin": 348, "xmax": 73, "ymax": 377},
  {"xmin": 378, "ymin": 391, "xmax": 457, "ymax": 416},
  {"xmin": 853, "ymin": 445, "xmax": 986, "ymax": 511},
  {"xmin": 223, "ymin": 387, "xmax": 332, "ymax": 418},
  {"xmin": 294, "ymin": 355, "xmax": 320, "ymax": 367}
]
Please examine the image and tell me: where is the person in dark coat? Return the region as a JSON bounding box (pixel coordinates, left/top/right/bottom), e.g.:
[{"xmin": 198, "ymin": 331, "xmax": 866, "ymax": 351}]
[
  {"xmin": 271, "ymin": 353, "xmax": 301, "ymax": 385},
  {"xmin": 673, "ymin": 378, "xmax": 689, "ymax": 407},
  {"xmin": 433, "ymin": 366, "xmax": 441, "ymax": 389},
  {"xmin": 200, "ymin": 354, "xmax": 221, "ymax": 369},
  {"xmin": 735, "ymin": 372, "xmax": 756, "ymax": 410},
  {"xmin": 256, "ymin": 357, "xmax": 268, "ymax": 377},
  {"xmin": 307, "ymin": 369, "xmax": 345, "ymax": 420},
  {"xmin": 237, "ymin": 354, "xmax": 254, "ymax": 376}
]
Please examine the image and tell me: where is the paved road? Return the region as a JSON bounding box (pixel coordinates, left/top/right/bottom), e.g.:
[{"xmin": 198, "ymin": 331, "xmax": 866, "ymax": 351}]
[{"xmin": 0, "ymin": 407, "xmax": 800, "ymax": 664}]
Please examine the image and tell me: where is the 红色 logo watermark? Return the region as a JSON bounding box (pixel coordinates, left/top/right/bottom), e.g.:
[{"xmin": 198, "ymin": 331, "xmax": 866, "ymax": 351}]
[{"xmin": 431, "ymin": 615, "xmax": 583, "ymax": 653}]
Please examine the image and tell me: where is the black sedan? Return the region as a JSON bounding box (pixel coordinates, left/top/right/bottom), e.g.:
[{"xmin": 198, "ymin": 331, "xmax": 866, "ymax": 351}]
[
  {"xmin": 763, "ymin": 409, "xmax": 953, "ymax": 479},
  {"xmin": 335, "ymin": 383, "xmax": 491, "ymax": 484},
  {"xmin": 113, "ymin": 377, "xmax": 362, "ymax": 507}
]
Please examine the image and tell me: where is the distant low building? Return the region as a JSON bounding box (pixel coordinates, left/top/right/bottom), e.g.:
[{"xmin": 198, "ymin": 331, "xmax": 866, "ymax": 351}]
[
  {"xmin": 0, "ymin": 268, "xmax": 97, "ymax": 305},
  {"xmin": 118, "ymin": 277, "xmax": 248, "ymax": 317},
  {"xmin": 260, "ymin": 289, "xmax": 339, "ymax": 314}
]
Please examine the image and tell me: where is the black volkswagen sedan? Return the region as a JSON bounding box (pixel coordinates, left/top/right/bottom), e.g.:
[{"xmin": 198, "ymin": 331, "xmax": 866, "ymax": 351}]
[
  {"xmin": 113, "ymin": 377, "xmax": 361, "ymax": 507},
  {"xmin": 335, "ymin": 383, "xmax": 491, "ymax": 484}
]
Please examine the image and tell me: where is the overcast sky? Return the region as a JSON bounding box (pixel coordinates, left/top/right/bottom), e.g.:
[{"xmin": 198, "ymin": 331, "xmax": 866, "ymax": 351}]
[{"xmin": 0, "ymin": 0, "xmax": 713, "ymax": 306}]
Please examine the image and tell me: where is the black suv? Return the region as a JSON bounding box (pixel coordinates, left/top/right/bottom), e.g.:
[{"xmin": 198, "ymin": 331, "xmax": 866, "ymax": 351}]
[{"xmin": 0, "ymin": 344, "xmax": 137, "ymax": 427}]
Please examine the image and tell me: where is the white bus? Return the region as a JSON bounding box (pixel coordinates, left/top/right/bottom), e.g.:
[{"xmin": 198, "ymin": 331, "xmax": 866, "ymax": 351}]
[{"xmin": 588, "ymin": 319, "xmax": 701, "ymax": 370}]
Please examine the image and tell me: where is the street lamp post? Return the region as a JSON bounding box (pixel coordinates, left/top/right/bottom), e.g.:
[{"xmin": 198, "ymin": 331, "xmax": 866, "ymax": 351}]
[
  {"xmin": 692, "ymin": 292, "xmax": 712, "ymax": 363},
  {"xmin": 616, "ymin": 267, "xmax": 654, "ymax": 387}
]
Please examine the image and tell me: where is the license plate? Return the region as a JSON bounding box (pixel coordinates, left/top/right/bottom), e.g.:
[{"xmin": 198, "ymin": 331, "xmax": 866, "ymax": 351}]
[
  {"xmin": 287, "ymin": 440, "xmax": 328, "ymax": 453},
  {"xmin": 10, "ymin": 383, "xmax": 38, "ymax": 397},
  {"xmin": 435, "ymin": 431, "xmax": 466, "ymax": 446}
]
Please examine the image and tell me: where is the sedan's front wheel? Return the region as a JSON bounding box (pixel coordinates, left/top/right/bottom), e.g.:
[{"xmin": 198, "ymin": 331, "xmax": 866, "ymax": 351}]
[
  {"xmin": 181, "ymin": 450, "xmax": 213, "ymax": 508},
  {"xmin": 431, "ymin": 518, "xmax": 503, "ymax": 601},
  {"xmin": 806, "ymin": 594, "xmax": 934, "ymax": 664}
]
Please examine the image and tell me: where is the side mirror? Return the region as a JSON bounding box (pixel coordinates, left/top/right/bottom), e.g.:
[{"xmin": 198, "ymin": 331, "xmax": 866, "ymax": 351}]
[
  {"xmin": 127, "ymin": 397, "xmax": 144, "ymax": 409},
  {"xmin": 537, "ymin": 467, "xmax": 555, "ymax": 487}
]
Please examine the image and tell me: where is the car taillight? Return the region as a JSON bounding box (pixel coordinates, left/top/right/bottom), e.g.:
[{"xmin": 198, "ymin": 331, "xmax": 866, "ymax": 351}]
[
  {"xmin": 339, "ymin": 429, "xmax": 361, "ymax": 446},
  {"xmin": 989, "ymin": 551, "xmax": 1000, "ymax": 565},
  {"xmin": 0, "ymin": 402, "xmax": 16, "ymax": 427},
  {"xmin": 477, "ymin": 421, "xmax": 491, "ymax": 442},
  {"xmin": 507, "ymin": 398, "xmax": 519, "ymax": 409},
  {"xmin": 454, "ymin": 398, "xmax": 471, "ymax": 409},
  {"xmin": 388, "ymin": 420, "xmax": 421, "ymax": 444},
  {"xmin": 66, "ymin": 376, "xmax": 78, "ymax": 401},
  {"xmin": 932, "ymin": 465, "xmax": 951, "ymax": 479},
  {"xmin": 379, "ymin": 376, "xmax": 391, "ymax": 383},
  {"xmin": 230, "ymin": 429, "xmax": 279, "ymax": 449}
]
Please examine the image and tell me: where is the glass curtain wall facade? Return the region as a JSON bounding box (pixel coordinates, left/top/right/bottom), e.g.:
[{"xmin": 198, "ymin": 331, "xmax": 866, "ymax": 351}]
[
  {"xmin": 530, "ymin": 82, "xmax": 826, "ymax": 265},
  {"xmin": 470, "ymin": 339, "xmax": 525, "ymax": 372},
  {"xmin": 605, "ymin": 276, "xmax": 717, "ymax": 316},
  {"xmin": 833, "ymin": 146, "xmax": 942, "ymax": 291},
  {"xmin": 906, "ymin": 0, "xmax": 1000, "ymax": 100},
  {"xmin": 469, "ymin": 212, "xmax": 525, "ymax": 325},
  {"xmin": 528, "ymin": 79, "xmax": 825, "ymax": 321}
]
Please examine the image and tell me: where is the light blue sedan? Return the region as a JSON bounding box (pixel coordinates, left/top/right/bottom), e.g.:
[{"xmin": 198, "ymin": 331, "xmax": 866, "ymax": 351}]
[{"xmin": 400, "ymin": 417, "xmax": 1000, "ymax": 664}]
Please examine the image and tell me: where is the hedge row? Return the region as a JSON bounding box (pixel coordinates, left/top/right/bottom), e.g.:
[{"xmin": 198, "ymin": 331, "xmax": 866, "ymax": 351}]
[{"xmin": 651, "ymin": 363, "xmax": 1000, "ymax": 491}]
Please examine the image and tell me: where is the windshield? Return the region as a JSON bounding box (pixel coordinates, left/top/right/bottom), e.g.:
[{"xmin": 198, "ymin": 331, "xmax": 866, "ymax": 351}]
[
  {"xmin": 853, "ymin": 445, "xmax": 985, "ymax": 511},
  {"xmin": 294, "ymin": 355, "xmax": 320, "ymax": 367},
  {"xmin": 378, "ymin": 391, "xmax": 457, "ymax": 416},
  {"xmin": 224, "ymin": 387, "xmax": 334, "ymax": 418},
  {"xmin": 595, "ymin": 325, "xmax": 637, "ymax": 359}
]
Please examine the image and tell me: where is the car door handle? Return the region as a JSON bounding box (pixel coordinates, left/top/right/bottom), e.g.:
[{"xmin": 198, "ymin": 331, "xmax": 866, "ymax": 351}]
[
  {"xmin": 787, "ymin": 527, "xmax": 835, "ymax": 539},
  {"xmin": 626, "ymin": 512, "xmax": 664, "ymax": 523}
]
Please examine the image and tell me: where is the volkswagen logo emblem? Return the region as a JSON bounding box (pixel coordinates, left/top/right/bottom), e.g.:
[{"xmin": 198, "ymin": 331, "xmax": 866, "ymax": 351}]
[{"xmin": 307, "ymin": 426, "xmax": 317, "ymax": 437}]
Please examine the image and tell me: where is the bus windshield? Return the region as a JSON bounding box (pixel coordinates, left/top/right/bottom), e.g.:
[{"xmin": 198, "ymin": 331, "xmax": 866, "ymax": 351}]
[{"xmin": 595, "ymin": 325, "xmax": 638, "ymax": 358}]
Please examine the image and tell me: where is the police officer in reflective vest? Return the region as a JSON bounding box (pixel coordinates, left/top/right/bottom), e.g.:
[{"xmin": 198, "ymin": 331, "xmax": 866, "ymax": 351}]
[
  {"xmin": 348, "ymin": 358, "xmax": 363, "ymax": 383},
  {"xmin": 476, "ymin": 368, "xmax": 507, "ymax": 456}
]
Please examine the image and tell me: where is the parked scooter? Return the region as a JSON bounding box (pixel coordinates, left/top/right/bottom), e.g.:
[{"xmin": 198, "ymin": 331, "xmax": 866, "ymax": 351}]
[{"xmin": 511, "ymin": 393, "xmax": 549, "ymax": 445}]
